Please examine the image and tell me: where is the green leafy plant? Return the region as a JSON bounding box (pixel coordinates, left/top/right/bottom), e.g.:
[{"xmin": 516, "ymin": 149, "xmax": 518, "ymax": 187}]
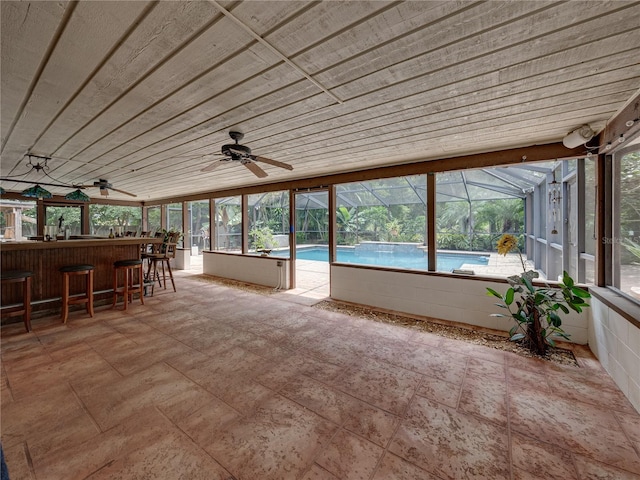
[
  {"xmin": 486, "ymin": 234, "xmax": 591, "ymax": 356},
  {"xmin": 249, "ymin": 226, "xmax": 274, "ymax": 252},
  {"xmin": 161, "ymin": 228, "xmax": 182, "ymax": 242}
]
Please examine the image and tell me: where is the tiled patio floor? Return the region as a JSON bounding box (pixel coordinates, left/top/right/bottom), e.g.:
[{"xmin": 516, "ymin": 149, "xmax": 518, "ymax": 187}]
[{"xmin": 2, "ymin": 271, "xmax": 639, "ymax": 479}]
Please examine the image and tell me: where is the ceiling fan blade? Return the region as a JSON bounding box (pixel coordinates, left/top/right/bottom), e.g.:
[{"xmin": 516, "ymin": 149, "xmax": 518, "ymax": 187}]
[
  {"xmin": 243, "ymin": 161, "xmax": 268, "ymax": 178},
  {"xmin": 108, "ymin": 187, "xmax": 138, "ymax": 198},
  {"xmin": 252, "ymin": 155, "xmax": 293, "ymax": 171},
  {"xmin": 201, "ymin": 160, "xmax": 223, "ymax": 172}
]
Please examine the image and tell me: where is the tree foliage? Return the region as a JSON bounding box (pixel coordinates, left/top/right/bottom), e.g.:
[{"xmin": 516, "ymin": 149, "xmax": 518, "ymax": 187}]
[
  {"xmin": 437, "ymin": 198, "xmax": 524, "ymax": 251},
  {"xmin": 89, "ymin": 205, "xmax": 141, "ymax": 235},
  {"xmin": 620, "ymin": 151, "xmax": 640, "ymax": 264}
]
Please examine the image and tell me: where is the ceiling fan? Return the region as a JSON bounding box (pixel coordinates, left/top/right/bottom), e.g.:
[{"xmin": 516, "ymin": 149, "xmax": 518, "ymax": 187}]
[
  {"xmin": 200, "ymin": 131, "xmax": 293, "ymax": 178},
  {"xmin": 79, "ymin": 179, "xmax": 137, "ymax": 197}
]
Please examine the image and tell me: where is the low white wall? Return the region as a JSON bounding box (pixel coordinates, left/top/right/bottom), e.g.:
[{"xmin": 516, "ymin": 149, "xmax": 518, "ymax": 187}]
[
  {"xmin": 174, "ymin": 248, "xmax": 190, "ymax": 270},
  {"xmin": 330, "ymin": 265, "xmax": 589, "ymax": 344},
  {"xmin": 203, "ymin": 252, "xmax": 290, "ymax": 289},
  {"xmin": 589, "ymin": 296, "xmax": 640, "ymax": 412}
]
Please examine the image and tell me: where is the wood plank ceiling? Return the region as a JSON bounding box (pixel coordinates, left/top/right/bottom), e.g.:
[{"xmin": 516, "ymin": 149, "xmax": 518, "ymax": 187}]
[{"xmin": 1, "ymin": 0, "xmax": 639, "ymax": 202}]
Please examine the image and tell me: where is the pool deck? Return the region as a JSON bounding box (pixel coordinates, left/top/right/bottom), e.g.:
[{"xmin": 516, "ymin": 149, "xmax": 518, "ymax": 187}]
[{"xmin": 461, "ymin": 252, "xmax": 533, "ymax": 277}]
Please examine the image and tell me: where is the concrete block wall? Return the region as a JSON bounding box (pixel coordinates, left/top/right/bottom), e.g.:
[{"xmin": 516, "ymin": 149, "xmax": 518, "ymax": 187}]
[
  {"xmin": 330, "ymin": 265, "xmax": 589, "ymax": 344},
  {"xmin": 588, "ymin": 297, "xmax": 640, "ymax": 412},
  {"xmin": 203, "ymin": 252, "xmax": 290, "ymax": 289}
]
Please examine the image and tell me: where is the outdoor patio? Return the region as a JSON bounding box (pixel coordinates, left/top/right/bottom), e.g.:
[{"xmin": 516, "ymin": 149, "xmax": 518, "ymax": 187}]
[{"xmin": 1, "ymin": 269, "xmax": 639, "ymax": 479}]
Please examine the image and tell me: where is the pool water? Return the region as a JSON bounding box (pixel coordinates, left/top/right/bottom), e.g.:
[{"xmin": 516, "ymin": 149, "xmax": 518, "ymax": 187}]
[{"xmin": 272, "ymin": 246, "xmax": 489, "ymax": 271}]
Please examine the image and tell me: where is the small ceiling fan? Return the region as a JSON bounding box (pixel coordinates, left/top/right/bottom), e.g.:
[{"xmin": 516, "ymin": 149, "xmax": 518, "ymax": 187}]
[
  {"xmin": 200, "ymin": 131, "xmax": 293, "ymax": 178},
  {"xmin": 79, "ymin": 179, "xmax": 137, "ymax": 197}
]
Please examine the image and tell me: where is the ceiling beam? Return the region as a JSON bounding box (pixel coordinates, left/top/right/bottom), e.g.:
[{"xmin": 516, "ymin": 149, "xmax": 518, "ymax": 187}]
[
  {"xmin": 150, "ymin": 141, "xmax": 583, "ymax": 205},
  {"xmin": 598, "ymin": 88, "xmax": 640, "ymax": 153}
]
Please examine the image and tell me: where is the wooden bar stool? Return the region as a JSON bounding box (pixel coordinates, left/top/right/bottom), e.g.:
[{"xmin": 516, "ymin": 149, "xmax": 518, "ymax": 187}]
[
  {"xmin": 0, "ymin": 270, "xmax": 33, "ymax": 332},
  {"xmin": 113, "ymin": 259, "xmax": 144, "ymax": 310},
  {"xmin": 146, "ymin": 231, "xmax": 179, "ymax": 296},
  {"xmin": 59, "ymin": 264, "xmax": 95, "ymax": 323}
]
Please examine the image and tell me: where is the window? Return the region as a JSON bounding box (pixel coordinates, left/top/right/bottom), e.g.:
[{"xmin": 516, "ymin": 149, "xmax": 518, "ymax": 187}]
[
  {"xmin": 436, "ymin": 168, "xmax": 527, "ymax": 276},
  {"xmin": 248, "ymin": 191, "xmax": 289, "ymax": 254},
  {"xmin": 0, "ymin": 200, "xmax": 36, "ymax": 241},
  {"xmin": 214, "ymin": 196, "xmax": 242, "ymax": 252},
  {"xmin": 546, "ymin": 164, "xmax": 564, "ymax": 282},
  {"xmin": 45, "ymin": 205, "xmax": 82, "ymax": 236},
  {"xmin": 613, "ymin": 149, "xmax": 640, "ymax": 299},
  {"xmin": 146, "ymin": 205, "xmax": 161, "ymax": 234},
  {"xmin": 89, "ymin": 205, "xmax": 142, "ymax": 237},
  {"xmin": 295, "ymin": 191, "xmax": 329, "ymax": 248},
  {"xmin": 166, "ymin": 203, "xmax": 182, "ymax": 231},
  {"xmin": 582, "ymin": 157, "xmax": 596, "ymax": 284},
  {"xmin": 166, "ymin": 203, "xmax": 183, "ymax": 247},
  {"xmin": 189, "ymin": 200, "xmax": 210, "ymax": 254},
  {"xmin": 336, "ymin": 176, "xmax": 426, "ymax": 269}
]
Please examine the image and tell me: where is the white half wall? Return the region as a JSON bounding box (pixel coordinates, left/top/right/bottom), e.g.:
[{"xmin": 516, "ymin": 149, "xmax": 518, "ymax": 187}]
[
  {"xmin": 203, "ymin": 252, "xmax": 290, "ymax": 289},
  {"xmin": 174, "ymin": 248, "xmax": 190, "ymax": 270},
  {"xmin": 330, "ymin": 265, "xmax": 589, "ymax": 344},
  {"xmin": 589, "ymin": 296, "xmax": 640, "ymax": 412}
]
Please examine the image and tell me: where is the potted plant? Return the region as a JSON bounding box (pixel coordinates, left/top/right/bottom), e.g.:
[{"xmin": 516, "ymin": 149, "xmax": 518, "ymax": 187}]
[{"xmin": 486, "ymin": 234, "xmax": 591, "ymax": 356}]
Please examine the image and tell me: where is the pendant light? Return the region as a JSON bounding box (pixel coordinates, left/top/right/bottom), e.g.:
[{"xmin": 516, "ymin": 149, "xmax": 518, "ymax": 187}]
[
  {"xmin": 21, "ymin": 184, "xmax": 53, "ymax": 199},
  {"xmin": 64, "ymin": 189, "xmax": 91, "ymax": 202}
]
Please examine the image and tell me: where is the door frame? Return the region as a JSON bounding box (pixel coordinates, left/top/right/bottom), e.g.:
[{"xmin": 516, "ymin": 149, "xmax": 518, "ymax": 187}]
[{"xmin": 289, "ymin": 187, "xmax": 334, "ymax": 289}]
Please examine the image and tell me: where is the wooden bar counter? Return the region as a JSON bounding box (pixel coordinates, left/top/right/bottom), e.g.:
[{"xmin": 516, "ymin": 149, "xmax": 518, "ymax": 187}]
[{"xmin": 1, "ymin": 238, "xmax": 161, "ymax": 315}]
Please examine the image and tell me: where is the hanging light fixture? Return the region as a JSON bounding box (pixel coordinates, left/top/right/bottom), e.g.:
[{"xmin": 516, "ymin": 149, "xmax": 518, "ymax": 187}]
[
  {"xmin": 21, "ymin": 184, "xmax": 53, "ymax": 199},
  {"xmin": 0, "ymin": 154, "xmax": 91, "ymax": 201},
  {"xmin": 0, "ymin": 186, "xmax": 5, "ymax": 195},
  {"xmin": 64, "ymin": 188, "xmax": 91, "ymax": 202}
]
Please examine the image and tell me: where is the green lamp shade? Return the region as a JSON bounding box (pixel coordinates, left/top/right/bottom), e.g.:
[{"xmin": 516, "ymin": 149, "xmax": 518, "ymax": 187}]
[
  {"xmin": 21, "ymin": 184, "xmax": 52, "ymax": 199},
  {"xmin": 65, "ymin": 189, "xmax": 91, "ymax": 202}
]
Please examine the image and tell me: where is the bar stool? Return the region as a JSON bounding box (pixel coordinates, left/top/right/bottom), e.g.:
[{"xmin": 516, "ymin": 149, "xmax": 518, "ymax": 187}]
[
  {"xmin": 59, "ymin": 264, "xmax": 95, "ymax": 323},
  {"xmin": 113, "ymin": 259, "xmax": 144, "ymax": 310},
  {"xmin": 0, "ymin": 270, "xmax": 33, "ymax": 332},
  {"xmin": 146, "ymin": 231, "xmax": 179, "ymax": 296}
]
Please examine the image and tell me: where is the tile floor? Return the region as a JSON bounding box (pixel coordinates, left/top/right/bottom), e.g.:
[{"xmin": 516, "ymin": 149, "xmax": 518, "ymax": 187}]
[{"xmin": 1, "ymin": 271, "xmax": 640, "ymax": 480}]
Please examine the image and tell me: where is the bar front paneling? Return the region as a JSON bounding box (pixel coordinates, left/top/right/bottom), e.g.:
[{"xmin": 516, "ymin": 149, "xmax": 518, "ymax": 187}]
[{"xmin": 1, "ymin": 238, "xmax": 160, "ymax": 315}]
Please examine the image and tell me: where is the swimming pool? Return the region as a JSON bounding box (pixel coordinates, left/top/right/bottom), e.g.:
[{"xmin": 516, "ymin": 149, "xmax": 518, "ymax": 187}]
[{"xmin": 272, "ymin": 246, "xmax": 489, "ymax": 271}]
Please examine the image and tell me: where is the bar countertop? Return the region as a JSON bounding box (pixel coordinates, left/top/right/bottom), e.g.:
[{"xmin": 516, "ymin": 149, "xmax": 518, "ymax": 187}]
[{"xmin": 1, "ymin": 237, "xmax": 161, "ymax": 251}]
